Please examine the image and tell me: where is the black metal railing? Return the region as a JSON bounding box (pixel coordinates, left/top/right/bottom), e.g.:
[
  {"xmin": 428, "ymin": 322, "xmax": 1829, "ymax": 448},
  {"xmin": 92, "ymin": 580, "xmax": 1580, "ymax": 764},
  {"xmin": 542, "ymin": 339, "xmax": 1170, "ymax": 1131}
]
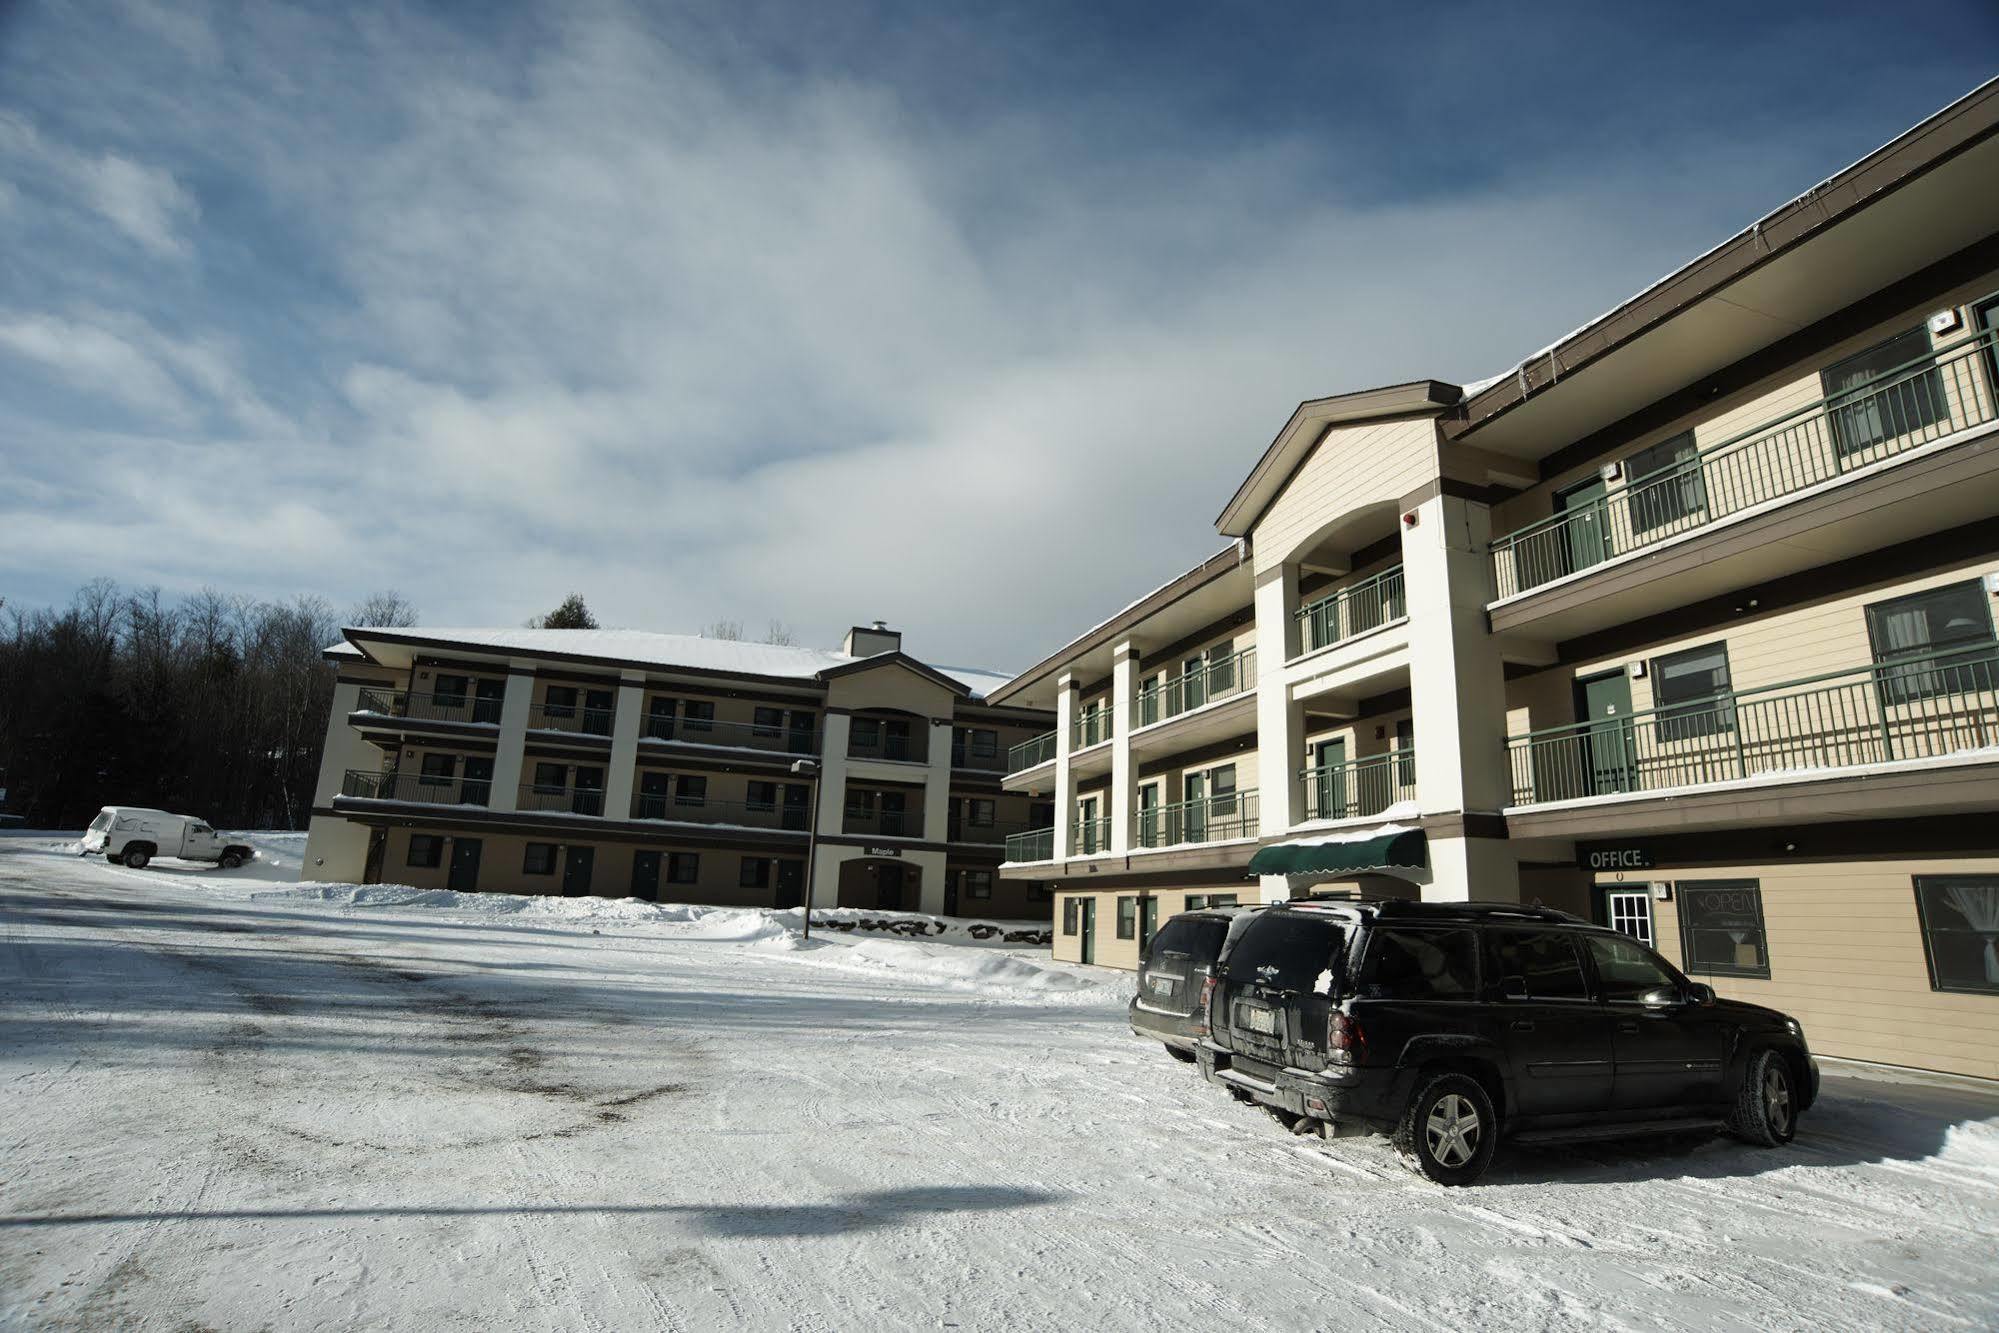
[
  {"xmin": 1509, "ymin": 646, "xmax": 1999, "ymax": 805},
  {"xmin": 643, "ymin": 714, "xmax": 819, "ymax": 754},
  {"xmin": 1135, "ymin": 647, "xmax": 1256, "ymax": 726},
  {"xmin": 338, "ymin": 769, "xmax": 492, "ymax": 806},
  {"xmin": 519, "ymin": 782, "xmax": 609, "ymax": 816},
  {"xmin": 847, "ymin": 730, "xmax": 926, "ymax": 763},
  {"xmin": 947, "ymin": 820, "xmax": 1034, "ymax": 845},
  {"xmin": 1301, "ymin": 749, "xmax": 1415, "ymax": 821},
  {"xmin": 1492, "ymin": 330, "xmax": 1999, "ymax": 599},
  {"xmin": 353, "ymin": 688, "xmax": 506, "ymax": 725},
  {"xmin": 842, "ymin": 809, "xmax": 923, "ymax": 838},
  {"xmin": 530, "ymin": 701, "xmax": 616, "ymax": 737},
  {"xmin": 1134, "ymin": 789, "xmax": 1260, "ymax": 849},
  {"xmin": 1296, "ymin": 567, "xmax": 1407, "ymax": 655},
  {"xmin": 630, "ymin": 792, "xmax": 809, "ymax": 830}
]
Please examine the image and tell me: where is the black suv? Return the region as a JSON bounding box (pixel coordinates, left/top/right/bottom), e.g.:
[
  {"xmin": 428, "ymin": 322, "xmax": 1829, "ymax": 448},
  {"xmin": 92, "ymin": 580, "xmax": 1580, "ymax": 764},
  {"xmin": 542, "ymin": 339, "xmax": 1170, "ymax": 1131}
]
[
  {"xmin": 1128, "ymin": 907, "xmax": 1263, "ymax": 1061},
  {"xmin": 1198, "ymin": 899, "xmax": 1818, "ymax": 1185}
]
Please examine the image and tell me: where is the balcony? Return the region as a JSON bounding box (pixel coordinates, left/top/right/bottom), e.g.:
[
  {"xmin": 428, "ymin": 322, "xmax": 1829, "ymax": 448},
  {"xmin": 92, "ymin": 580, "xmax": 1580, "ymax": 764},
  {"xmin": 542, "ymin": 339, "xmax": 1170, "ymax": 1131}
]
[
  {"xmin": 1136, "ymin": 648, "xmax": 1255, "ymax": 727},
  {"xmin": 520, "ymin": 782, "xmax": 609, "ymax": 816},
  {"xmin": 1488, "ymin": 331, "xmax": 1999, "ymax": 636},
  {"xmin": 629, "ymin": 792, "xmax": 808, "ymax": 831},
  {"xmin": 643, "ymin": 714, "xmax": 819, "ymax": 755},
  {"xmin": 530, "ymin": 701, "xmax": 615, "ymax": 737},
  {"xmin": 1135, "ymin": 789, "xmax": 1260, "ymax": 850},
  {"xmin": 847, "ymin": 724, "xmax": 926, "ymax": 764},
  {"xmin": 947, "ymin": 819, "xmax": 1033, "ymax": 846},
  {"xmin": 1005, "ymin": 826, "xmax": 1055, "ymax": 863},
  {"xmin": 842, "ymin": 807, "xmax": 923, "ymax": 838},
  {"xmin": 1301, "ymin": 749, "xmax": 1415, "ymax": 823},
  {"xmin": 1507, "ymin": 646, "xmax": 1999, "ymax": 832},
  {"xmin": 1071, "ymin": 708, "xmax": 1113, "ymax": 751},
  {"xmin": 1006, "ymin": 730, "xmax": 1057, "ymax": 775},
  {"xmin": 353, "ymin": 688, "xmax": 504, "ymax": 727},
  {"xmin": 1296, "ymin": 568, "xmax": 1406, "ymax": 657},
  {"xmin": 338, "ymin": 769, "xmax": 491, "ymax": 806},
  {"xmin": 1070, "ymin": 814, "xmax": 1112, "ymax": 856},
  {"xmin": 951, "ymin": 743, "xmax": 1009, "ymax": 772}
]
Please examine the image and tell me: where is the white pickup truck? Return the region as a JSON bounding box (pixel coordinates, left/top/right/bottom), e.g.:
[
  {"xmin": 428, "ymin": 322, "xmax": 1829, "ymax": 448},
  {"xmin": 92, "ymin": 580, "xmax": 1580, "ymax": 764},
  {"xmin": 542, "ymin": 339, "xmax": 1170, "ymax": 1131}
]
[{"xmin": 80, "ymin": 807, "xmax": 255, "ymax": 871}]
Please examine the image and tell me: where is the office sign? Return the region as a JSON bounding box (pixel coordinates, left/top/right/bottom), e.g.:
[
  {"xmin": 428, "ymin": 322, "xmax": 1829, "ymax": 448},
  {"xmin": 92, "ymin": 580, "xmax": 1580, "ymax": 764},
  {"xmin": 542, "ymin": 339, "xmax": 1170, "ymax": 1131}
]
[{"xmin": 1581, "ymin": 845, "xmax": 1655, "ymax": 872}]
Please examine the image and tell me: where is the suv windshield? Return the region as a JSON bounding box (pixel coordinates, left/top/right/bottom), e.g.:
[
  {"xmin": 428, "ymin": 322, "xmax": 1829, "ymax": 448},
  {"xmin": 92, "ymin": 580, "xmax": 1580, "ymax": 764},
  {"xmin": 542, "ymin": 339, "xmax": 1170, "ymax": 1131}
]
[{"xmin": 1223, "ymin": 913, "xmax": 1347, "ymax": 993}]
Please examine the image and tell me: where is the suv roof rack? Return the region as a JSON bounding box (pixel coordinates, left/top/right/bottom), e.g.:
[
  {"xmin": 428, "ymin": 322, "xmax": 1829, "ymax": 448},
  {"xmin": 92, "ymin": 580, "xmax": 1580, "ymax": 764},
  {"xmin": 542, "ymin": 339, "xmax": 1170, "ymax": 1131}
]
[{"xmin": 1285, "ymin": 895, "xmax": 1586, "ymax": 925}]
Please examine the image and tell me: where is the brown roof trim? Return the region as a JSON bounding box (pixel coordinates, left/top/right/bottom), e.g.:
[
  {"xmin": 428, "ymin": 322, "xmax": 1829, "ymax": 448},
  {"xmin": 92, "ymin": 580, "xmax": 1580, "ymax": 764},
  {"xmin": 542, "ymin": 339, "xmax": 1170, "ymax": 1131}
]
[
  {"xmin": 1215, "ymin": 380, "xmax": 1461, "ymax": 537},
  {"xmin": 984, "ymin": 547, "xmax": 1248, "ymax": 705},
  {"xmin": 1445, "ymin": 77, "xmax": 1999, "ymax": 444},
  {"xmin": 814, "ymin": 651, "xmax": 971, "ymax": 697},
  {"xmin": 342, "ymin": 628, "xmax": 831, "ymax": 694}
]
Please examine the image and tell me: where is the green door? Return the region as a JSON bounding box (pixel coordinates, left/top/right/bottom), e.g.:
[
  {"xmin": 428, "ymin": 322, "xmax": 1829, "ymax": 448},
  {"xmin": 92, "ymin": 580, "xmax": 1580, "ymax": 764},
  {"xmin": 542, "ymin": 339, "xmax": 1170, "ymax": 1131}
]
[
  {"xmin": 1557, "ymin": 476, "xmax": 1613, "ymax": 575},
  {"xmin": 1139, "ymin": 896, "xmax": 1159, "ymax": 953},
  {"xmin": 1312, "ymin": 738, "xmax": 1346, "ymax": 818},
  {"xmin": 1577, "ymin": 671, "xmax": 1637, "ymax": 795},
  {"xmin": 1080, "ymin": 899, "xmax": 1097, "ymax": 965},
  {"xmin": 1183, "ymin": 772, "xmax": 1207, "ymax": 843},
  {"xmin": 1137, "ymin": 784, "xmax": 1160, "ymax": 848}
]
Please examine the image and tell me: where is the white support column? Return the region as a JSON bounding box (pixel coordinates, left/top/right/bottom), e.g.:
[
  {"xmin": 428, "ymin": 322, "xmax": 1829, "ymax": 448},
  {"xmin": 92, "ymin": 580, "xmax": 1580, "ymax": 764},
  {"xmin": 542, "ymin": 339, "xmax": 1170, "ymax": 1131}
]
[
  {"xmin": 487, "ymin": 668, "xmax": 536, "ymax": 813},
  {"xmin": 311, "ymin": 678, "xmax": 373, "ymax": 807},
  {"xmin": 1109, "ymin": 642, "xmax": 1139, "ymax": 854},
  {"xmin": 1402, "ymin": 493, "xmax": 1517, "ymax": 902},
  {"xmin": 1254, "ymin": 562, "xmax": 1302, "ymax": 836},
  {"xmin": 922, "ymin": 718, "xmax": 954, "ymax": 845},
  {"xmin": 809, "ymin": 712, "xmax": 853, "ymax": 909},
  {"xmin": 1051, "ymin": 675, "xmax": 1079, "ymax": 861},
  {"xmin": 602, "ymin": 673, "xmax": 645, "ymax": 822}
]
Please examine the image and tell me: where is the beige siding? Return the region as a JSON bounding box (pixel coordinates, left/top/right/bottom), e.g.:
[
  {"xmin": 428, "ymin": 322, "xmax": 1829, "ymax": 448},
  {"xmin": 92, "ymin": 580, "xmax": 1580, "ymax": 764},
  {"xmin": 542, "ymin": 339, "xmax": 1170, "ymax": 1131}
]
[
  {"xmin": 1630, "ymin": 856, "xmax": 1999, "ymax": 1080},
  {"xmin": 381, "ymin": 826, "xmax": 801, "ymax": 906},
  {"xmin": 1051, "ymin": 885, "xmax": 1268, "ymax": 969},
  {"xmin": 1254, "ymin": 416, "xmax": 1441, "ymax": 575}
]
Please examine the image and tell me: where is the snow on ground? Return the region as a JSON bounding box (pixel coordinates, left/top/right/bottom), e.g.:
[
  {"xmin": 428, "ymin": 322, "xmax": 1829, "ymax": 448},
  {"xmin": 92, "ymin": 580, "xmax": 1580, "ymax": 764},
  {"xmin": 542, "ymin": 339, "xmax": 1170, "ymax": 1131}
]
[{"xmin": 3, "ymin": 837, "xmax": 1998, "ymax": 1331}]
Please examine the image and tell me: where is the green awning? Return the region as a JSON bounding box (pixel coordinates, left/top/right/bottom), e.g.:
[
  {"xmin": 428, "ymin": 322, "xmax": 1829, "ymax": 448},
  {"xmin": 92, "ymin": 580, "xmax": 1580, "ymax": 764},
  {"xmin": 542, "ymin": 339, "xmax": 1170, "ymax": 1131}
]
[{"xmin": 1248, "ymin": 828, "xmax": 1427, "ymax": 877}]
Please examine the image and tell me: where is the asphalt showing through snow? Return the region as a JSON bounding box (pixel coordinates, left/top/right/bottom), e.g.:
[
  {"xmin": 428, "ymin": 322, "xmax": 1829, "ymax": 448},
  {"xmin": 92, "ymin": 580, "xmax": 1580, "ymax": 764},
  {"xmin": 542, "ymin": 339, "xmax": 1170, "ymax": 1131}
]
[{"xmin": 1, "ymin": 839, "xmax": 1997, "ymax": 1331}]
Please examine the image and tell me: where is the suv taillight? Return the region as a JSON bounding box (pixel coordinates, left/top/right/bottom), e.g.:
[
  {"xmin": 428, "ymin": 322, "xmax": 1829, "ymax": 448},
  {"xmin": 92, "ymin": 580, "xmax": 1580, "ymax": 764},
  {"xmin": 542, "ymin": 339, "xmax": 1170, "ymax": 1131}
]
[
  {"xmin": 1196, "ymin": 974, "xmax": 1218, "ymax": 1035},
  {"xmin": 1327, "ymin": 1011, "xmax": 1366, "ymax": 1065}
]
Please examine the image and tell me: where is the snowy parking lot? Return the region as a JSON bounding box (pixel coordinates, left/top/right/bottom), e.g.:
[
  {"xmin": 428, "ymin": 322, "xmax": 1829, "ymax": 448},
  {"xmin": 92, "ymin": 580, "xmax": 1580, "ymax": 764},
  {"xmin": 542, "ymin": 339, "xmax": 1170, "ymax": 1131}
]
[{"xmin": 2, "ymin": 836, "xmax": 1997, "ymax": 1331}]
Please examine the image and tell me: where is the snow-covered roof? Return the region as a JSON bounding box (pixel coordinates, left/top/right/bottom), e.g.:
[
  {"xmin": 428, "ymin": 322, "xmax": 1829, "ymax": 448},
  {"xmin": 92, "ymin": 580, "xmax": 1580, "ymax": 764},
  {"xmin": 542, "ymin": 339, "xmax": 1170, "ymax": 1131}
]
[{"xmin": 334, "ymin": 626, "xmax": 1015, "ymax": 701}]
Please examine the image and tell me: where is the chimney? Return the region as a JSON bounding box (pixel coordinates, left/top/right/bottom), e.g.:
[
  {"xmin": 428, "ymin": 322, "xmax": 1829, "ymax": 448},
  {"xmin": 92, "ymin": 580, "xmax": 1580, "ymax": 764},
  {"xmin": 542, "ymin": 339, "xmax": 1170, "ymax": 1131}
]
[{"xmin": 842, "ymin": 621, "xmax": 902, "ymax": 658}]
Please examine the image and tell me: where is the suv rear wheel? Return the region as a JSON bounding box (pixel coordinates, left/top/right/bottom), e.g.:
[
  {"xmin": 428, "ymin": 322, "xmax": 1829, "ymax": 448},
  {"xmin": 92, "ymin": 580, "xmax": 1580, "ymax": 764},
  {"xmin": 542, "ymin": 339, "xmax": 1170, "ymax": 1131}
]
[
  {"xmin": 1728, "ymin": 1048, "xmax": 1798, "ymax": 1147},
  {"xmin": 1395, "ymin": 1072, "xmax": 1499, "ymax": 1186},
  {"xmin": 122, "ymin": 844, "xmax": 153, "ymax": 870}
]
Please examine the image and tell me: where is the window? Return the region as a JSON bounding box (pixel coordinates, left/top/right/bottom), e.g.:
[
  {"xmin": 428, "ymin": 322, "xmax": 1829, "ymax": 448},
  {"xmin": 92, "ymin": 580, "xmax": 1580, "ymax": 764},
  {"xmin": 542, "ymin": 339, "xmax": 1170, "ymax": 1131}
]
[
  {"xmin": 740, "ymin": 858, "xmax": 771, "ymax": 889},
  {"xmin": 1116, "ymin": 896, "xmax": 1137, "ymax": 939},
  {"xmin": 964, "ymin": 871, "xmax": 993, "ymax": 901},
  {"xmin": 1027, "ymin": 882, "xmax": 1053, "ymax": 903},
  {"xmin": 1208, "ymin": 764, "xmax": 1238, "ymax": 816},
  {"xmin": 406, "ymin": 834, "xmax": 443, "ymax": 868},
  {"xmin": 1583, "ymin": 932, "xmax": 1682, "ymax": 1002},
  {"xmin": 667, "ymin": 852, "xmax": 700, "ymax": 884},
  {"xmin": 1185, "ymin": 895, "xmax": 1207, "ymax": 911},
  {"xmin": 1676, "ymin": 880, "xmax": 1771, "ymax": 979},
  {"xmin": 1867, "ymin": 581, "xmax": 1996, "ymax": 705},
  {"xmin": 532, "ymin": 762, "xmax": 567, "ymax": 793},
  {"xmin": 473, "ymin": 678, "xmax": 506, "ymax": 723},
  {"xmin": 1913, "ymin": 877, "xmax": 1999, "ymax": 995},
  {"xmin": 1626, "ymin": 430, "xmax": 1706, "ymax": 533},
  {"xmin": 647, "ymin": 696, "xmax": 678, "ymax": 738},
  {"xmin": 433, "ymin": 674, "xmax": 469, "ymax": 707},
  {"xmin": 1208, "ymin": 894, "xmax": 1238, "ymax": 908},
  {"xmin": 852, "ymin": 717, "xmax": 881, "ymax": 749},
  {"xmin": 1485, "ymin": 930, "xmax": 1590, "ymax": 999},
  {"xmin": 968, "ymin": 799, "xmax": 995, "ymax": 827},
  {"xmin": 418, "ymin": 753, "xmax": 457, "ymax": 784},
  {"xmin": 544, "ymin": 685, "xmax": 577, "ymax": 718},
  {"xmin": 1653, "ymin": 642, "xmax": 1733, "ymax": 742},
  {"xmin": 746, "ymin": 781, "xmax": 778, "ymax": 812},
  {"xmin": 1062, "ymin": 898, "xmax": 1080, "ymax": 934},
  {"xmin": 1223, "ymin": 914, "xmax": 1347, "ymax": 991},
  {"xmin": 523, "ymin": 843, "xmax": 557, "ymax": 875},
  {"xmin": 970, "ymin": 729, "xmax": 998, "ymax": 759},
  {"xmin": 753, "ymin": 706, "xmax": 783, "ymax": 738},
  {"xmin": 675, "ymin": 774, "xmax": 708, "ymax": 807},
  {"xmin": 1823, "ymin": 326, "xmax": 1949, "ymax": 457},
  {"xmin": 683, "ymin": 700, "xmax": 715, "ymax": 732},
  {"xmin": 1356, "ymin": 928, "xmax": 1477, "ymax": 1000},
  {"xmin": 582, "ymin": 690, "xmax": 614, "ymax": 735}
]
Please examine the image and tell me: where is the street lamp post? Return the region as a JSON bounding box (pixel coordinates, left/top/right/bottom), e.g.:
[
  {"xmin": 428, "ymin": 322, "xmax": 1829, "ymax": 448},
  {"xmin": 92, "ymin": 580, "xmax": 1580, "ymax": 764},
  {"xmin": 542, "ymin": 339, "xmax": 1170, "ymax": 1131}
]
[{"xmin": 791, "ymin": 758, "xmax": 821, "ymax": 941}]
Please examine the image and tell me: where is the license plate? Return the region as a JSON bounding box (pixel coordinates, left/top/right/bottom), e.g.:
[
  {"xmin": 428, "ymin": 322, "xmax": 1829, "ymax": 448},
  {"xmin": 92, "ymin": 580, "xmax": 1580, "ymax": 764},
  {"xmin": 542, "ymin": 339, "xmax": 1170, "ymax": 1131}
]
[
  {"xmin": 1145, "ymin": 973, "xmax": 1179, "ymax": 997},
  {"xmin": 1241, "ymin": 1005, "xmax": 1279, "ymax": 1036}
]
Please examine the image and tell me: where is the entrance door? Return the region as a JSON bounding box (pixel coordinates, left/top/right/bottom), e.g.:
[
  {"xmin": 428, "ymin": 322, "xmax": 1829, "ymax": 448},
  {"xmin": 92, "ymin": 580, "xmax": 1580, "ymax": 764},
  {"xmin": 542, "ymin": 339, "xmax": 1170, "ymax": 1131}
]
[
  {"xmin": 1181, "ymin": 654, "xmax": 1208, "ymax": 711},
  {"xmin": 1079, "ymin": 898, "xmax": 1097, "ymax": 965},
  {"xmin": 1312, "ymin": 738, "xmax": 1346, "ymax": 819},
  {"xmin": 473, "ymin": 678, "xmax": 506, "ymax": 724},
  {"xmin": 774, "ymin": 859, "xmax": 804, "ymax": 910},
  {"xmin": 363, "ymin": 828, "xmax": 387, "ymax": 885},
  {"xmin": 944, "ymin": 873, "xmax": 960, "ymax": 917},
  {"xmin": 782, "ymin": 784, "xmax": 811, "ymax": 831},
  {"xmin": 1576, "ymin": 671, "xmax": 1637, "ymax": 796},
  {"xmin": 1183, "ymin": 775, "xmax": 1207, "ymax": 843},
  {"xmin": 1556, "ymin": 475, "xmax": 1612, "ymax": 576},
  {"xmin": 788, "ymin": 711, "xmax": 816, "ymax": 755},
  {"xmin": 572, "ymin": 766, "xmax": 605, "ymax": 817},
  {"xmin": 562, "ymin": 846, "xmax": 595, "ymax": 897},
  {"xmin": 877, "ymin": 863, "xmax": 908, "ymax": 911},
  {"xmin": 880, "ymin": 791, "xmax": 908, "ymax": 837},
  {"xmin": 447, "ymin": 837, "xmax": 482, "ymax": 892},
  {"xmin": 1137, "ymin": 785, "xmax": 1159, "ymax": 847},
  {"xmin": 1602, "ymin": 888, "xmax": 1654, "ymax": 946},
  {"xmin": 1138, "ymin": 896, "xmax": 1159, "ymax": 952},
  {"xmin": 631, "ymin": 851, "xmax": 661, "ymax": 902},
  {"xmin": 1078, "ymin": 796, "xmax": 1101, "ymax": 854}
]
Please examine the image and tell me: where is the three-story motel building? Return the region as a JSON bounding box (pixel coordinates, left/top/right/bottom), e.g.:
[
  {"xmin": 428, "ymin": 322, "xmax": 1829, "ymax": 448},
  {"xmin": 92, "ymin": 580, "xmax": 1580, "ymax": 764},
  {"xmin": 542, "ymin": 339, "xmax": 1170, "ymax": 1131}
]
[{"xmin": 991, "ymin": 81, "xmax": 1999, "ymax": 1079}]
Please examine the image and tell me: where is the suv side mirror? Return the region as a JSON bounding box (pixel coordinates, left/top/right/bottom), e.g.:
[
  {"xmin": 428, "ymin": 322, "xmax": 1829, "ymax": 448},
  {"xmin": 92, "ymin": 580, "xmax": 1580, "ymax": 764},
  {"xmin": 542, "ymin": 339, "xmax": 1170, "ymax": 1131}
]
[
  {"xmin": 1638, "ymin": 986, "xmax": 1682, "ymax": 1008},
  {"xmin": 1686, "ymin": 982, "xmax": 1715, "ymax": 1005},
  {"xmin": 1501, "ymin": 976, "xmax": 1528, "ymax": 1000}
]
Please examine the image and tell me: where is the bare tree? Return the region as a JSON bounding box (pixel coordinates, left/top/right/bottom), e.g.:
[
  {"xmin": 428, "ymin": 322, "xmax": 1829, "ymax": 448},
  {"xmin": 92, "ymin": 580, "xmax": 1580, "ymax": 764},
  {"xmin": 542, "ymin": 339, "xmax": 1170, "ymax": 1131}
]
[
  {"xmin": 350, "ymin": 590, "xmax": 419, "ymax": 628},
  {"xmin": 702, "ymin": 619, "xmax": 744, "ymax": 641},
  {"xmin": 762, "ymin": 621, "xmax": 797, "ymax": 646}
]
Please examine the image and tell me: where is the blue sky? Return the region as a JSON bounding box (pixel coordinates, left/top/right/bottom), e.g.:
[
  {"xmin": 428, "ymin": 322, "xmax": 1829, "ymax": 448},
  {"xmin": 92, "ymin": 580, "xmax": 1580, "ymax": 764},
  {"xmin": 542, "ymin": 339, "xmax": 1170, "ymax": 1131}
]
[{"xmin": 1, "ymin": 1, "xmax": 1994, "ymax": 668}]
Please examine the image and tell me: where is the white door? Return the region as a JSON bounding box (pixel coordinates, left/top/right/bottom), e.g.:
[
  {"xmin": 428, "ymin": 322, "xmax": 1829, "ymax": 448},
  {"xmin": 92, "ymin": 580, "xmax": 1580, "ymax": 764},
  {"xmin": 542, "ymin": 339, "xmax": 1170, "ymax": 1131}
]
[{"xmin": 1604, "ymin": 889, "xmax": 1654, "ymax": 946}]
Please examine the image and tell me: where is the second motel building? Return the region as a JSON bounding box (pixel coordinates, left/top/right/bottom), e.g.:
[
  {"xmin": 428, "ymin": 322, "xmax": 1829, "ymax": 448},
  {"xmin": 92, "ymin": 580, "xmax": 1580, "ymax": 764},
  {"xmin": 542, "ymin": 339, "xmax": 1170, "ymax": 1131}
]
[{"xmin": 990, "ymin": 83, "xmax": 1999, "ymax": 1080}]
